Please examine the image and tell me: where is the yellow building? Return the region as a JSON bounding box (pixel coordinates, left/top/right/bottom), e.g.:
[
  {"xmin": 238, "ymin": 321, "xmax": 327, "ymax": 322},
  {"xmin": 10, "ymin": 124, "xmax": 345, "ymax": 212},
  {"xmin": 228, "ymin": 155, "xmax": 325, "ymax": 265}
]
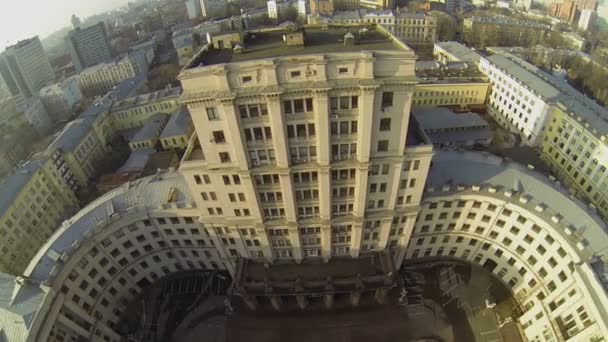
[
  {"xmin": 0, "ymin": 158, "xmax": 79, "ymax": 275},
  {"xmin": 110, "ymin": 87, "xmax": 181, "ymax": 131},
  {"xmin": 48, "ymin": 110, "xmax": 109, "ymax": 188},
  {"xmin": 539, "ymin": 103, "xmax": 608, "ymax": 219},
  {"xmin": 412, "ymin": 80, "xmax": 489, "ymax": 110}
]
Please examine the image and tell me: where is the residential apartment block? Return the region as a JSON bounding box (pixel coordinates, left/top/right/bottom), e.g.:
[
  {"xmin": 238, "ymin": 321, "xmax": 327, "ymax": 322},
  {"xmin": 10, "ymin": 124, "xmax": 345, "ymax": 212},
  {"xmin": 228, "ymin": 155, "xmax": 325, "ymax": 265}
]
[
  {"xmin": 463, "ymin": 16, "xmax": 550, "ymax": 48},
  {"xmin": 0, "ymin": 158, "xmax": 79, "ymax": 275},
  {"xmin": 412, "ymin": 80, "xmax": 489, "ymax": 111}
]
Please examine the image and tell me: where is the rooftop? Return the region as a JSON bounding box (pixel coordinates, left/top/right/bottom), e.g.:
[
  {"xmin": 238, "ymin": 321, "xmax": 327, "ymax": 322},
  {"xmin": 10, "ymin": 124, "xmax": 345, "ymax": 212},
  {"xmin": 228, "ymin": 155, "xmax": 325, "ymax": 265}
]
[
  {"xmin": 413, "ymin": 108, "xmax": 492, "ymax": 145},
  {"xmin": 160, "ymin": 107, "xmax": 192, "ymax": 139},
  {"xmin": 130, "ymin": 113, "xmax": 169, "ymax": 143},
  {"xmin": 434, "ymin": 41, "xmax": 484, "ymax": 64},
  {"xmin": 25, "ymin": 171, "xmax": 196, "ymax": 283},
  {"xmin": 483, "ymin": 50, "xmax": 608, "ymax": 135},
  {"xmin": 110, "ymin": 87, "xmax": 182, "ymax": 113},
  {"xmin": 0, "ymin": 160, "xmax": 44, "ymax": 219},
  {"xmin": 0, "ymin": 274, "xmax": 47, "ymax": 342},
  {"xmin": 188, "ymin": 25, "xmax": 410, "ymax": 68},
  {"xmin": 466, "ymin": 15, "xmax": 549, "ymax": 29}
]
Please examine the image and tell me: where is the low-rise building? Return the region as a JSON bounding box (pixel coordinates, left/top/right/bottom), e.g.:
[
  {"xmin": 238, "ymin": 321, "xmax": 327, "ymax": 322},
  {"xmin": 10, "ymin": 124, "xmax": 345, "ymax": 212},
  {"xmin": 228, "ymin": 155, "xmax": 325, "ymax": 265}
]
[
  {"xmin": 39, "ymin": 76, "xmax": 83, "ymax": 122},
  {"xmin": 129, "ymin": 113, "xmax": 170, "ymax": 151},
  {"xmin": 412, "ymin": 107, "xmax": 493, "ymax": 147},
  {"xmin": 463, "ymin": 16, "xmax": 550, "ymax": 48},
  {"xmin": 78, "ymin": 56, "xmax": 141, "ymax": 97},
  {"xmin": 159, "ymin": 107, "xmax": 194, "ymax": 150},
  {"xmin": 433, "ymin": 41, "xmax": 483, "ymax": 65},
  {"xmin": 110, "ymin": 86, "xmax": 182, "ymax": 130},
  {"xmin": 47, "ymin": 102, "xmax": 112, "ymax": 187},
  {"xmin": 413, "ymin": 80, "xmax": 489, "ymax": 111}
]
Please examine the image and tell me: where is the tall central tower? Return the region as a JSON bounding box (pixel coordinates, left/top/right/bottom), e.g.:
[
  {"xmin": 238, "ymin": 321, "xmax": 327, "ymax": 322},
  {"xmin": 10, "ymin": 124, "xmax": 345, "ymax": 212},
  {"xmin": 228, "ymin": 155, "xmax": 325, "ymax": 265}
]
[{"xmin": 178, "ymin": 25, "xmax": 433, "ymax": 273}]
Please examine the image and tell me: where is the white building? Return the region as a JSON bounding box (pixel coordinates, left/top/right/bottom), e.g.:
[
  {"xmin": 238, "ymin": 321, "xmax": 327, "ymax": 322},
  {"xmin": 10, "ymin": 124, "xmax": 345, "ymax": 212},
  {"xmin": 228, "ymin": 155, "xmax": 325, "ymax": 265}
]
[
  {"xmin": 23, "ymin": 96, "xmax": 53, "ymax": 133},
  {"xmin": 578, "ymin": 9, "xmax": 597, "ymax": 31},
  {"xmin": 200, "ymin": 0, "xmax": 227, "ymax": 18},
  {"xmin": 186, "ymin": 0, "xmax": 202, "ymax": 19},
  {"xmin": 479, "ymin": 52, "xmax": 555, "ymax": 146},
  {"xmin": 39, "ymin": 76, "xmax": 83, "ymax": 122}
]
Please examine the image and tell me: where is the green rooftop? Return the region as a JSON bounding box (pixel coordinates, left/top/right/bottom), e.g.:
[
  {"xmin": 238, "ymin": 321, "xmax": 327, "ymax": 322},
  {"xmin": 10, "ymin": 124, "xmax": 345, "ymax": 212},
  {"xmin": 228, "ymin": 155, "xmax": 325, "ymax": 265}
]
[{"xmin": 188, "ymin": 25, "xmax": 411, "ymax": 68}]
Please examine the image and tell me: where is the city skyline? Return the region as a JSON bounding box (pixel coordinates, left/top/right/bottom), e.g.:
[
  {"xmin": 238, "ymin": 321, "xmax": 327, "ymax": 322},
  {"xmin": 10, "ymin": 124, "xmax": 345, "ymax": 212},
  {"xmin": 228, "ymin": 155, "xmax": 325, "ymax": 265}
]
[{"xmin": 0, "ymin": 0, "xmax": 129, "ymax": 47}]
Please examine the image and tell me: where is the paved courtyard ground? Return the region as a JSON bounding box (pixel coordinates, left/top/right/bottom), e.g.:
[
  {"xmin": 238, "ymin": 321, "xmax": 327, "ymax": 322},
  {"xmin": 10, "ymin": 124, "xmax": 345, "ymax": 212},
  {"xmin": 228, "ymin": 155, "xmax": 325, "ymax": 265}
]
[{"xmin": 118, "ymin": 260, "xmax": 524, "ymax": 342}]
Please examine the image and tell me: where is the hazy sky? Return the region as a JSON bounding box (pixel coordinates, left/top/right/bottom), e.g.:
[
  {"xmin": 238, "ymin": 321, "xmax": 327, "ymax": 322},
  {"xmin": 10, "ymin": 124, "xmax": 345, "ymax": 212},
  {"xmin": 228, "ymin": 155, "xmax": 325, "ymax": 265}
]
[{"xmin": 0, "ymin": 0, "xmax": 130, "ymax": 47}]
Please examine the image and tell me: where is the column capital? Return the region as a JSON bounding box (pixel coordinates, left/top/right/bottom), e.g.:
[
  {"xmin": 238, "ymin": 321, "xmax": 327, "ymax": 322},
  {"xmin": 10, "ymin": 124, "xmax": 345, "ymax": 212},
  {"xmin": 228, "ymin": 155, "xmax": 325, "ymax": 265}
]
[
  {"xmin": 359, "ymin": 85, "xmax": 379, "ymax": 94},
  {"xmin": 313, "ymin": 88, "xmax": 331, "ymax": 97}
]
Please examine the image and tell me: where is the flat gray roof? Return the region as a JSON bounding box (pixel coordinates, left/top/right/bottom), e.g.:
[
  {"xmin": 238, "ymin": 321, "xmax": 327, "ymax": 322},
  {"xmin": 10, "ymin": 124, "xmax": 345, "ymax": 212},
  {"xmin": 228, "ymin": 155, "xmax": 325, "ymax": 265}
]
[
  {"xmin": 484, "ymin": 51, "xmax": 608, "ymax": 135},
  {"xmin": 25, "ymin": 171, "xmax": 195, "ymax": 283},
  {"xmin": 435, "ymin": 41, "xmax": 483, "ymax": 64},
  {"xmin": 0, "ymin": 273, "xmax": 47, "ymax": 342},
  {"xmin": 413, "ymin": 107, "xmax": 489, "ymax": 130},
  {"xmin": 192, "ymin": 25, "xmax": 410, "ymax": 67}
]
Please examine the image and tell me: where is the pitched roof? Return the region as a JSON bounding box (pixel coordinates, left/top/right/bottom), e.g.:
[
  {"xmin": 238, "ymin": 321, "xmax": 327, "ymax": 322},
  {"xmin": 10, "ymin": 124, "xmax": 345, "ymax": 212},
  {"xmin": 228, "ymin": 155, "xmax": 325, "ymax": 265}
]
[
  {"xmin": 160, "ymin": 107, "xmax": 192, "ymax": 139},
  {"xmin": 0, "ymin": 274, "xmax": 46, "ymax": 342}
]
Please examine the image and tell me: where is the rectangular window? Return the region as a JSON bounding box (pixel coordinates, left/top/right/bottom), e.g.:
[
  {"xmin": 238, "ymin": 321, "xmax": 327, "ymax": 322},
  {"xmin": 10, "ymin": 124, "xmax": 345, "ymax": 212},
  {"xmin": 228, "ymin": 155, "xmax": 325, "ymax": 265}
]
[
  {"xmin": 382, "ymin": 92, "xmax": 393, "ymax": 107},
  {"xmin": 380, "ymin": 118, "xmax": 391, "ymax": 131},
  {"xmin": 219, "ymin": 152, "xmax": 231, "ymax": 163},
  {"xmin": 377, "ymin": 140, "xmax": 389, "ymax": 152},
  {"xmin": 212, "ymin": 131, "xmax": 226, "ymax": 143},
  {"xmin": 206, "ymin": 107, "xmax": 219, "ymax": 120}
]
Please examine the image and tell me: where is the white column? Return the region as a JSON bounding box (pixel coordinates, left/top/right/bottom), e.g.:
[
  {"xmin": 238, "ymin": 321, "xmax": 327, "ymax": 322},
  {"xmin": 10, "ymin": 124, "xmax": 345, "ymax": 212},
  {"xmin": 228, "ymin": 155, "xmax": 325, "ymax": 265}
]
[
  {"xmin": 357, "ymin": 87, "xmax": 377, "ymax": 163},
  {"xmin": 318, "ymin": 167, "xmax": 331, "ymax": 219},
  {"xmin": 353, "ymin": 165, "xmax": 370, "ymax": 217},
  {"xmin": 266, "ymin": 93, "xmax": 290, "ymax": 168},
  {"xmin": 219, "ymin": 98, "xmax": 249, "ymax": 169},
  {"xmin": 313, "ymin": 90, "xmax": 330, "ymax": 165}
]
